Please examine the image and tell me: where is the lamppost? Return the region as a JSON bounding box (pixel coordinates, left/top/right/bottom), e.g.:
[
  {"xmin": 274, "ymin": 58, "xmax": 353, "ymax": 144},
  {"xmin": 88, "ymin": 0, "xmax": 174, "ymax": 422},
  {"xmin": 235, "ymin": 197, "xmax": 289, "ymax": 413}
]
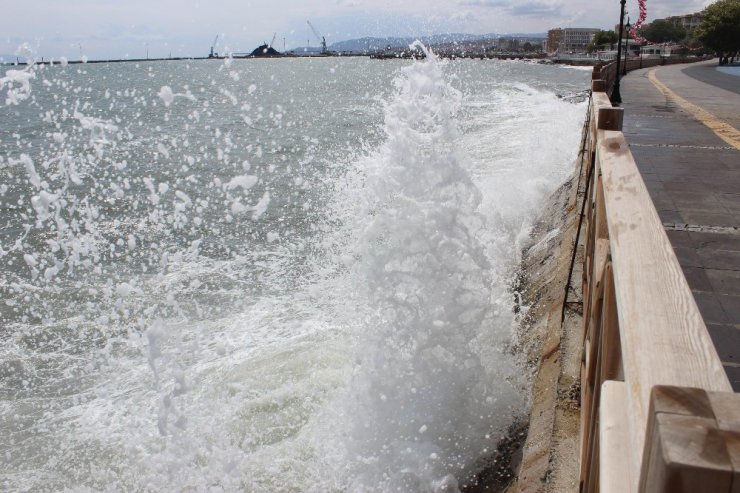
[
  {"xmin": 623, "ymin": 18, "xmax": 631, "ymax": 75},
  {"xmin": 611, "ymin": 0, "xmax": 627, "ymax": 104}
]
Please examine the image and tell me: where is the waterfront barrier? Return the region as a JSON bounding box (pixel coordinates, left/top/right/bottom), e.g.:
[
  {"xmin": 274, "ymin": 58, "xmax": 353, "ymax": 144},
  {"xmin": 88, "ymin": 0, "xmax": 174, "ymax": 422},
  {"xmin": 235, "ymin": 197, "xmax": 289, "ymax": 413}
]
[{"xmin": 577, "ymin": 76, "xmax": 739, "ymax": 492}]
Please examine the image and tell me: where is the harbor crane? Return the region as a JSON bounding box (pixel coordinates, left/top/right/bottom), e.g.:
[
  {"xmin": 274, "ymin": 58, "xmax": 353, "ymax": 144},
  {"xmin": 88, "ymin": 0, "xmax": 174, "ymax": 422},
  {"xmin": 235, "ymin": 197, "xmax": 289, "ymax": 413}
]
[
  {"xmin": 209, "ymin": 35, "xmax": 219, "ymax": 58},
  {"xmin": 306, "ymin": 20, "xmax": 327, "ymax": 54}
]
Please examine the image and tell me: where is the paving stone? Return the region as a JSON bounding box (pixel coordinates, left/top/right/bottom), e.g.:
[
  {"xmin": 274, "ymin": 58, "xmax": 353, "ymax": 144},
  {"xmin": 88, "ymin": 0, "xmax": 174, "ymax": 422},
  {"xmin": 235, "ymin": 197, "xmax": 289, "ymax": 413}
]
[
  {"xmin": 673, "ymin": 245, "xmax": 703, "ymax": 268},
  {"xmin": 662, "ymin": 178, "xmax": 704, "ymax": 192},
  {"xmin": 657, "ymin": 209, "xmax": 684, "ymax": 224},
  {"xmin": 706, "ymin": 324, "xmax": 740, "ymax": 363},
  {"xmin": 692, "ymin": 291, "xmax": 730, "ymax": 324},
  {"xmin": 689, "ymin": 232, "xmax": 740, "ymax": 251},
  {"xmin": 724, "ymin": 365, "xmax": 740, "ymax": 392},
  {"xmin": 666, "ymin": 230, "xmax": 694, "ymax": 248},
  {"xmin": 696, "ymin": 248, "xmax": 740, "ymax": 270},
  {"xmin": 682, "ymin": 266, "xmax": 713, "ymax": 292},
  {"xmin": 669, "ymin": 191, "xmax": 725, "ymax": 212},
  {"xmin": 706, "ymin": 269, "xmax": 740, "ymax": 295},
  {"xmin": 717, "ymin": 193, "xmax": 740, "ymax": 213},
  {"xmin": 680, "ymin": 211, "xmax": 738, "ymax": 228},
  {"xmin": 718, "ymin": 294, "xmax": 740, "ymax": 322},
  {"xmin": 648, "ymin": 191, "xmax": 677, "ymax": 211}
]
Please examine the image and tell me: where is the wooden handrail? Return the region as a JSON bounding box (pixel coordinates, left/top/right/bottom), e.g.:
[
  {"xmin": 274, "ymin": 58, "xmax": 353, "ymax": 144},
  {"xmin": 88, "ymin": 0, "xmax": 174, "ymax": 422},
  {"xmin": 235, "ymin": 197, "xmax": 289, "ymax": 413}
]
[{"xmin": 578, "ymin": 72, "xmax": 737, "ymax": 492}]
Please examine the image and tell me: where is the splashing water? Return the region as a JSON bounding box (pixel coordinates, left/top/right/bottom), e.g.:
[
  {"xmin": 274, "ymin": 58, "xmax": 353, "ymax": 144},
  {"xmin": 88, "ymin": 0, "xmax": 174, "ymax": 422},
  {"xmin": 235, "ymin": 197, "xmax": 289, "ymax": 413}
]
[
  {"xmin": 0, "ymin": 47, "xmax": 588, "ymax": 491},
  {"xmin": 313, "ymin": 44, "xmax": 525, "ymax": 492}
]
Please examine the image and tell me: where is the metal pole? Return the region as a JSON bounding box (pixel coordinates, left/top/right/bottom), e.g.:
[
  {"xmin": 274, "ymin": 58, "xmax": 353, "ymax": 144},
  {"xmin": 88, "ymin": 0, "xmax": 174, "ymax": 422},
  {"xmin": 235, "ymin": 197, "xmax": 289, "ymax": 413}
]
[
  {"xmin": 623, "ymin": 42, "xmax": 628, "ymax": 75},
  {"xmin": 611, "ymin": 0, "xmax": 627, "ymax": 104},
  {"xmin": 623, "ymin": 19, "xmax": 631, "ymax": 75}
]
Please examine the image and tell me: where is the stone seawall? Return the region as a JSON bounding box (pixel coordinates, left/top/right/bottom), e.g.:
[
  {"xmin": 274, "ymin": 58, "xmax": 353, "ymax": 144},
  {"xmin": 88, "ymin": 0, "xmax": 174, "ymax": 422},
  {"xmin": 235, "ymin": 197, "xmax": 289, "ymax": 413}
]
[{"xmin": 506, "ymin": 116, "xmax": 590, "ymax": 493}]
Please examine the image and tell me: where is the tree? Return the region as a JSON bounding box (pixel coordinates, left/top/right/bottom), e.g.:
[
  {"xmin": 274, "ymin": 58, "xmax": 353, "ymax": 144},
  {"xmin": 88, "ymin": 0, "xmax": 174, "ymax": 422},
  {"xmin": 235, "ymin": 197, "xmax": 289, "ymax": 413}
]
[
  {"xmin": 640, "ymin": 19, "xmax": 687, "ymax": 43},
  {"xmin": 695, "ymin": 0, "xmax": 740, "ymax": 65},
  {"xmin": 588, "ymin": 30, "xmax": 618, "ymax": 53}
]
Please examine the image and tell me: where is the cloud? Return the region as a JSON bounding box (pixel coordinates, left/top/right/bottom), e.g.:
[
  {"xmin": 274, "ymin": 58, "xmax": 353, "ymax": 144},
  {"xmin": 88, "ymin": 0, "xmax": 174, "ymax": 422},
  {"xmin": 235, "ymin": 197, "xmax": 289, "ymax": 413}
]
[
  {"xmin": 648, "ymin": 0, "xmax": 706, "ymax": 19},
  {"xmin": 509, "ymin": 1, "xmax": 562, "ymax": 17},
  {"xmin": 450, "ymin": 10, "xmax": 478, "ymax": 23},
  {"xmin": 458, "ymin": 0, "xmax": 509, "ymax": 6},
  {"xmin": 457, "ymin": 0, "xmax": 563, "ymax": 17}
]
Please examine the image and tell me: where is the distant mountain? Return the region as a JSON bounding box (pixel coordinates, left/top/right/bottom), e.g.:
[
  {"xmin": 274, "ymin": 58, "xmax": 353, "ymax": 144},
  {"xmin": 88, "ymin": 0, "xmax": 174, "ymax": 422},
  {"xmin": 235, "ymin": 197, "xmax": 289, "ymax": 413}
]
[
  {"xmin": 328, "ymin": 37, "xmax": 418, "ymax": 53},
  {"xmin": 504, "ymin": 33, "xmax": 547, "ymax": 38},
  {"xmin": 291, "ymin": 32, "xmax": 547, "ymax": 54}
]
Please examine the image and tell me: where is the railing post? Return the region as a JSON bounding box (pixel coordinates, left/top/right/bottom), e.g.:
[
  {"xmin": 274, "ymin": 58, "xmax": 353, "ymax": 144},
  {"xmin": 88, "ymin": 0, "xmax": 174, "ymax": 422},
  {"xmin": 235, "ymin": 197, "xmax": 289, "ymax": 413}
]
[
  {"xmin": 597, "ymin": 107, "xmax": 624, "ymax": 131},
  {"xmin": 592, "ymin": 80, "xmax": 607, "ymax": 93},
  {"xmin": 638, "ymin": 386, "xmax": 740, "ymax": 492},
  {"xmin": 600, "ymin": 381, "xmax": 631, "ymax": 493}
]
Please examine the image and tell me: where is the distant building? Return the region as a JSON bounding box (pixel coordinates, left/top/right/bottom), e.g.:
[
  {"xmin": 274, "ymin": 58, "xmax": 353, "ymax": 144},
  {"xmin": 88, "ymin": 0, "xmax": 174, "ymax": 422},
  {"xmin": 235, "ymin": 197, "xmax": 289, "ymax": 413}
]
[
  {"xmin": 547, "ymin": 29, "xmax": 563, "ymax": 53},
  {"xmin": 561, "ymin": 28, "xmax": 600, "ymax": 53},
  {"xmin": 498, "ymin": 38, "xmax": 520, "ymax": 51},
  {"xmin": 639, "ymin": 12, "xmax": 703, "ymax": 37},
  {"xmin": 641, "ymin": 44, "xmax": 678, "ymax": 57},
  {"xmin": 665, "ymin": 12, "xmax": 703, "ymax": 31}
]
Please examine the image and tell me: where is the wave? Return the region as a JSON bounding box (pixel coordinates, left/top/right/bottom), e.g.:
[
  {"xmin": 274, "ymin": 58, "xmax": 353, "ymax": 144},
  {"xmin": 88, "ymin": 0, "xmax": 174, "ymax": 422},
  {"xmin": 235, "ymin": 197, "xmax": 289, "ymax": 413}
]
[{"xmin": 312, "ymin": 45, "xmax": 526, "ymax": 492}]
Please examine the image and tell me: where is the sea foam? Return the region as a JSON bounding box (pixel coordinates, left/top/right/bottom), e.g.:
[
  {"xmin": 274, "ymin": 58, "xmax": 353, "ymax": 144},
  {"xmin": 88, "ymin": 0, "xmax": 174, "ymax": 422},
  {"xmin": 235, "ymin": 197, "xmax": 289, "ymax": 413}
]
[{"xmin": 314, "ymin": 44, "xmax": 526, "ymax": 492}]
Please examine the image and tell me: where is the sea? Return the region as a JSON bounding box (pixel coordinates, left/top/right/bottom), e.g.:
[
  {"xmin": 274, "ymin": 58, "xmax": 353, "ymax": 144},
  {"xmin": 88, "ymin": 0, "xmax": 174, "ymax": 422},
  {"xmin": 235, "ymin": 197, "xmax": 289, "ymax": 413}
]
[{"xmin": 0, "ymin": 48, "xmax": 590, "ymax": 492}]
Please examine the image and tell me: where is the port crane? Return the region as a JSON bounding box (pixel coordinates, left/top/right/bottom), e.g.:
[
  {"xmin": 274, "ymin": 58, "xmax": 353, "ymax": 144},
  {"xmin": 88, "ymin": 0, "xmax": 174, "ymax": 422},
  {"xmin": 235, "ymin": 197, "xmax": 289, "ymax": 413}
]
[
  {"xmin": 209, "ymin": 35, "xmax": 219, "ymax": 58},
  {"xmin": 306, "ymin": 21, "xmax": 327, "ymax": 54}
]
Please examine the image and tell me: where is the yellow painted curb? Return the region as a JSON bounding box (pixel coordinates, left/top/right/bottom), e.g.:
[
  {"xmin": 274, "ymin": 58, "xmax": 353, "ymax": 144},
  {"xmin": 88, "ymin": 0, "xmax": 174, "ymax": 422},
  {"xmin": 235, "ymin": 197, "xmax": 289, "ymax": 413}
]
[{"xmin": 647, "ymin": 68, "xmax": 740, "ymax": 150}]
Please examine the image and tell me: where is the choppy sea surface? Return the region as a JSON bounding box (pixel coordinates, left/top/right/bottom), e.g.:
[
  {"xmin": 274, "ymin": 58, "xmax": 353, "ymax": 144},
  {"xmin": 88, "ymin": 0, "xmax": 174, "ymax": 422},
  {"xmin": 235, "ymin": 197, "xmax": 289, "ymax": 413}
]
[{"xmin": 0, "ymin": 50, "xmax": 589, "ymax": 492}]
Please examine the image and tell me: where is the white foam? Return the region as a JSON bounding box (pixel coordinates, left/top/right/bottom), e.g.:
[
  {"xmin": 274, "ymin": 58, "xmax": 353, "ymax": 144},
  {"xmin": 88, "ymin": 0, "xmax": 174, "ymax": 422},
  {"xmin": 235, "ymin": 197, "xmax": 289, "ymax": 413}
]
[{"xmin": 312, "ymin": 45, "xmax": 526, "ymax": 491}]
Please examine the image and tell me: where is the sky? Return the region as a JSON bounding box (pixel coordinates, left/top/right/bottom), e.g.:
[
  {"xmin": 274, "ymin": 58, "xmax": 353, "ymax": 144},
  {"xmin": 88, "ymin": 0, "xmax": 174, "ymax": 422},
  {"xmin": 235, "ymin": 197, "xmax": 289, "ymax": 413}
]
[{"xmin": 0, "ymin": 0, "xmax": 714, "ymax": 61}]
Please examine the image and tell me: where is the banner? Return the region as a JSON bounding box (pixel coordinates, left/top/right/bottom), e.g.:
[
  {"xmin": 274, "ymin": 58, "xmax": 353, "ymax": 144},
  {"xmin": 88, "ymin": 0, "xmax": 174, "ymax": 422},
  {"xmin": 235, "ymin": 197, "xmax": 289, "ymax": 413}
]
[{"xmin": 631, "ymin": 0, "xmax": 648, "ymax": 43}]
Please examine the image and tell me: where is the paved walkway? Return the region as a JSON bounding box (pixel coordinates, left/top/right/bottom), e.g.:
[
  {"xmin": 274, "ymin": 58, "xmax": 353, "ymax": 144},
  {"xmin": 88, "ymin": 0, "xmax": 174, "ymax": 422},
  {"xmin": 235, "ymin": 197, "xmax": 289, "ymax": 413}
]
[{"xmin": 620, "ymin": 60, "xmax": 740, "ymax": 391}]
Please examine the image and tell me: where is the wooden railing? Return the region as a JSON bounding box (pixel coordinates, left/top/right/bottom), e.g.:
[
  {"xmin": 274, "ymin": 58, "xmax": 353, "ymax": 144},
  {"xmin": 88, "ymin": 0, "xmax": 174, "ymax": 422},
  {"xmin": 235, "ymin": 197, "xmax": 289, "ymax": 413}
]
[{"xmin": 577, "ymin": 77, "xmax": 739, "ymax": 492}]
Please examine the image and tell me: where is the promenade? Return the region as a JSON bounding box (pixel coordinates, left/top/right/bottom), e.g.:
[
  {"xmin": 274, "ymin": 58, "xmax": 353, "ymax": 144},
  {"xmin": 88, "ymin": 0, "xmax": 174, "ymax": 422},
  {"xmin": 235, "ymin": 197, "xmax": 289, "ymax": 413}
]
[{"xmin": 619, "ymin": 60, "xmax": 740, "ymax": 390}]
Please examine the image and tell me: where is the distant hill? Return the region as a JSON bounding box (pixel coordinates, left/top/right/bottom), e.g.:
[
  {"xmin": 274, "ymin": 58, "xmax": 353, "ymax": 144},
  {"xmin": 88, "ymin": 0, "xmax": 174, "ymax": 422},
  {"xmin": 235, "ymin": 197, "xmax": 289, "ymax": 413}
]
[
  {"xmin": 329, "ymin": 37, "xmax": 418, "ymax": 53},
  {"xmin": 291, "ymin": 32, "xmax": 547, "ymax": 54},
  {"xmin": 504, "ymin": 33, "xmax": 547, "ymax": 39}
]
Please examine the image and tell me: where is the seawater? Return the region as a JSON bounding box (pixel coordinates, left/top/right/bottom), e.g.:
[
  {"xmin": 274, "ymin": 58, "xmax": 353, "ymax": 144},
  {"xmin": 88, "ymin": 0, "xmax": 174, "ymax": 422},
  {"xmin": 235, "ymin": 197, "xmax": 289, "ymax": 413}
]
[{"xmin": 0, "ymin": 51, "xmax": 589, "ymax": 492}]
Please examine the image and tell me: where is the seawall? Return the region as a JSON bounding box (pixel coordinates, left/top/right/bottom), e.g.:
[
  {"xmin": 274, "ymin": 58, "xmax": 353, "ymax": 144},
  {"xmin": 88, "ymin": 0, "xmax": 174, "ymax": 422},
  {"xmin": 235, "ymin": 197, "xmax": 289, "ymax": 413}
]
[{"xmin": 505, "ymin": 112, "xmax": 590, "ymax": 493}]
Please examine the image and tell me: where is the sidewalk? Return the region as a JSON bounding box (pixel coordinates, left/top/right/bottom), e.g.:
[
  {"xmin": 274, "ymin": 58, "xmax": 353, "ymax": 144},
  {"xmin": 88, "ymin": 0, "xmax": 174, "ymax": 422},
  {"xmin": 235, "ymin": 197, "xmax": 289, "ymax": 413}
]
[{"xmin": 619, "ymin": 60, "xmax": 740, "ymax": 390}]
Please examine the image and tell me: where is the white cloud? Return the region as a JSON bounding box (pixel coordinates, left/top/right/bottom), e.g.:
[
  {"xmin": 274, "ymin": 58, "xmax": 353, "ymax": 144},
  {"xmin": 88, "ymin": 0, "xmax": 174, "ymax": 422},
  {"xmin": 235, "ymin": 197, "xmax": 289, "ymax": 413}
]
[
  {"xmin": 458, "ymin": 0, "xmax": 563, "ymax": 17},
  {"xmin": 509, "ymin": 0, "xmax": 563, "ymax": 17},
  {"xmin": 450, "ymin": 10, "xmax": 478, "ymax": 23},
  {"xmin": 457, "ymin": 0, "xmax": 509, "ymax": 6}
]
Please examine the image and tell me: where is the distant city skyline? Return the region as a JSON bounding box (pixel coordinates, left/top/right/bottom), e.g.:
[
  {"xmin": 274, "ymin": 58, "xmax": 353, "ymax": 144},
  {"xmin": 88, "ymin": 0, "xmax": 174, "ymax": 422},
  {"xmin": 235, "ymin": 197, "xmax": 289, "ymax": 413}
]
[{"xmin": 1, "ymin": 0, "xmax": 714, "ymax": 61}]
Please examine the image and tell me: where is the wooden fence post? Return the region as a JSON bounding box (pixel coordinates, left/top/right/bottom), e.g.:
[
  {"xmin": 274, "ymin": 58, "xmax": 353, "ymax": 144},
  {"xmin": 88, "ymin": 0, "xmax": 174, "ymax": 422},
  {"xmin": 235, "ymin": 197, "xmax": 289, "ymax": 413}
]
[
  {"xmin": 638, "ymin": 386, "xmax": 740, "ymax": 493},
  {"xmin": 597, "ymin": 107, "xmax": 624, "ymax": 131}
]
